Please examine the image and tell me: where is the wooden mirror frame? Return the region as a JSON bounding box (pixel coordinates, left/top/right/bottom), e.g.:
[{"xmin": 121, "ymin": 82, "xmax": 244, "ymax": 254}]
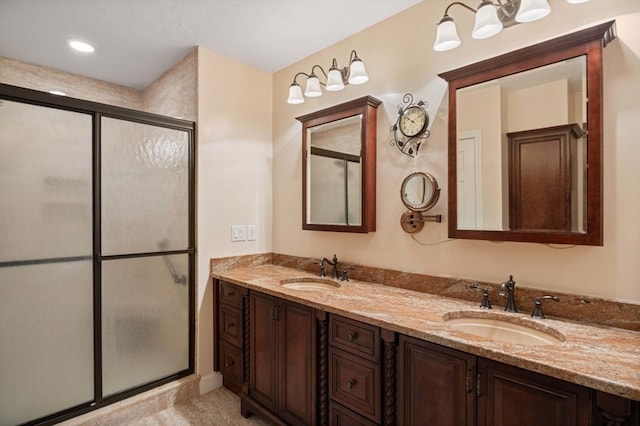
[
  {"xmin": 439, "ymin": 21, "xmax": 615, "ymax": 246},
  {"xmin": 296, "ymin": 95, "xmax": 381, "ymax": 233}
]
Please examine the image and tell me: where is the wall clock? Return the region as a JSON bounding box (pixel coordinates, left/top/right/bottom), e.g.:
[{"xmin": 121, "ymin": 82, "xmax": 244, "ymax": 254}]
[{"xmin": 391, "ymin": 93, "xmax": 430, "ymax": 157}]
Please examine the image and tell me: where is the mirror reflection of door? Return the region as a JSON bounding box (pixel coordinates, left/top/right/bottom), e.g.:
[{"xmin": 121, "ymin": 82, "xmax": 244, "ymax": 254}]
[
  {"xmin": 508, "ymin": 124, "xmax": 585, "ymax": 232},
  {"xmin": 457, "ymin": 131, "xmax": 483, "ymax": 229},
  {"xmin": 455, "ymin": 55, "xmax": 587, "ymax": 233}
]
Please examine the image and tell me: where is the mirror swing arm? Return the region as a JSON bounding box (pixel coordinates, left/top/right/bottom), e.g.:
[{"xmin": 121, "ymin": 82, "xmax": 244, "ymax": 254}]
[{"xmin": 438, "ymin": 20, "xmax": 615, "ymax": 246}]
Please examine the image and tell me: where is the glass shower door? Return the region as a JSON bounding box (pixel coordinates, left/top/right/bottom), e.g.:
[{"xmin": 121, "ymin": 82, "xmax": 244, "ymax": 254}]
[
  {"xmin": 0, "ymin": 101, "xmax": 94, "ymax": 426},
  {"xmin": 100, "ymin": 117, "xmax": 191, "ymax": 397}
]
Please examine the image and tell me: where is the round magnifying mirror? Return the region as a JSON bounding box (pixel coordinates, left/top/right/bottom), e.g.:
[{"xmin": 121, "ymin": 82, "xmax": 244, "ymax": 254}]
[{"xmin": 400, "ymin": 172, "xmax": 440, "ymax": 212}]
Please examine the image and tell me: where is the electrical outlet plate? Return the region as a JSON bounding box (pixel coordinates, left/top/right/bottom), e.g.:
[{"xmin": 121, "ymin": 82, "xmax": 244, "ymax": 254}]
[
  {"xmin": 231, "ymin": 225, "xmax": 246, "ymax": 242},
  {"xmin": 247, "ymin": 225, "xmax": 257, "ymax": 241}
]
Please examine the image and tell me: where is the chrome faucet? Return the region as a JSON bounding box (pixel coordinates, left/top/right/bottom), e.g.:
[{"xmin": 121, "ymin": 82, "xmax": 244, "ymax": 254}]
[
  {"xmin": 317, "ymin": 254, "xmax": 339, "ymax": 279},
  {"xmin": 499, "ymin": 275, "xmax": 517, "ymax": 313}
]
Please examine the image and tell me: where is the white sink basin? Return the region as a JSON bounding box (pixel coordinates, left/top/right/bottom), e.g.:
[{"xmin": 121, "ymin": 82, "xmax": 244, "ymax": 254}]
[
  {"xmin": 280, "ymin": 277, "xmax": 341, "ymax": 291},
  {"xmin": 444, "ymin": 314, "xmax": 564, "ymax": 346}
]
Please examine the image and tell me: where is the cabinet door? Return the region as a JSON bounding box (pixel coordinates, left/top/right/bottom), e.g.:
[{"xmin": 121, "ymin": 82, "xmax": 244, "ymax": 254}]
[
  {"xmin": 249, "ymin": 292, "xmax": 278, "ymax": 413},
  {"xmin": 397, "ymin": 335, "xmax": 476, "ymax": 426},
  {"xmin": 279, "ymin": 300, "xmax": 317, "ymax": 426},
  {"xmin": 477, "ymin": 358, "xmax": 591, "ymax": 426}
]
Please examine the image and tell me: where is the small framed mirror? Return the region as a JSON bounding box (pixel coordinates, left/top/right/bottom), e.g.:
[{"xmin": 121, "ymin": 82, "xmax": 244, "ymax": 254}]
[
  {"xmin": 296, "ymin": 96, "xmax": 381, "ymax": 233},
  {"xmin": 400, "ymin": 172, "xmax": 442, "ymax": 233},
  {"xmin": 401, "ymin": 172, "xmax": 440, "ymax": 211}
]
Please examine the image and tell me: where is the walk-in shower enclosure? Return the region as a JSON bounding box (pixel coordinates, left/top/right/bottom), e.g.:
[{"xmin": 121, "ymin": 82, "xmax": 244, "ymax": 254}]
[{"xmin": 0, "ymin": 84, "xmax": 195, "ymax": 426}]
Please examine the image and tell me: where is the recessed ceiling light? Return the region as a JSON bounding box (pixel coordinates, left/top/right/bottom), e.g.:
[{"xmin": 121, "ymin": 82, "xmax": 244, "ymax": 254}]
[
  {"xmin": 68, "ymin": 40, "xmax": 95, "ymax": 53},
  {"xmin": 49, "ymin": 90, "xmax": 67, "ymax": 96}
]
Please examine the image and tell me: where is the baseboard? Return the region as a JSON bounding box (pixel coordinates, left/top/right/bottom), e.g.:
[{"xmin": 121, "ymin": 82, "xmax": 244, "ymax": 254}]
[{"xmin": 199, "ymin": 371, "xmax": 223, "ymax": 395}]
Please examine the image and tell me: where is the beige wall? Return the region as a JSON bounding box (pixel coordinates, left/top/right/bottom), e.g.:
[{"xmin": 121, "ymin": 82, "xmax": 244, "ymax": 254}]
[
  {"xmin": 272, "ymin": 0, "xmax": 640, "ymax": 303},
  {"xmin": 507, "ymin": 79, "xmax": 570, "ymax": 131},
  {"xmin": 196, "ymin": 46, "xmax": 273, "ymax": 392}
]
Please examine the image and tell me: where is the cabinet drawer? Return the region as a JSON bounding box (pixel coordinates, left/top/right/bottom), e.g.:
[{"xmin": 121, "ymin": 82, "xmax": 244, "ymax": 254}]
[
  {"xmin": 330, "ymin": 315, "xmax": 380, "ymax": 362},
  {"xmin": 220, "ymin": 281, "xmax": 244, "ymax": 308},
  {"xmin": 219, "ymin": 305, "xmax": 243, "ymax": 347},
  {"xmin": 329, "ymin": 348, "xmax": 381, "ymax": 423},
  {"xmin": 220, "ymin": 340, "xmax": 243, "ymax": 384},
  {"xmin": 329, "ymin": 402, "xmax": 379, "ymax": 426}
]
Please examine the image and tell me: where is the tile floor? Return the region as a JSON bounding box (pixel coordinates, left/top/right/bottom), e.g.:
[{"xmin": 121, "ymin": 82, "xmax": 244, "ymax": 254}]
[{"xmin": 129, "ymin": 387, "xmax": 272, "ymax": 426}]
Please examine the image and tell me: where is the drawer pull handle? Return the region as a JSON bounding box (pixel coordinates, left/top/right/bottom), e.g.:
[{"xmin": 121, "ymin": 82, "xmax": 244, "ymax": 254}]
[
  {"xmin": 226, "ymin": 291, "xmax": 235, "ymax": 297},
  {"xmin": 347, "ymin": 332, "xmax": 358, "ymax": 342},
  {"xmin": 225, "ymin": 321, "xmax": 235, "ymax": 330},
  {"xmin": 224, "ymin": 360, "xmax": 235, "ymax": 367},
  {"xmin": 346, "ymin": 380, "xmax": 356, "ymax": 389}
]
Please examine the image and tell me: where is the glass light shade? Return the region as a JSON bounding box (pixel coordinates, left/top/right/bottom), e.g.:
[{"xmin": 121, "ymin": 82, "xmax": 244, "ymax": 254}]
[
  {"xmin": 516, "ymin": 0, "xmax": 551, "ymax": 22},
  {"xmin": 326, "ymin": 68, "xmax": 345, "ymax": 91},
  {"xmin": 348, "ymin": 59, "xmax": 369, "ymax": 85},
  {"xmin": 433, "ymin": 16, "xmax": 461, "ymax": 52},
  {"xmin": 287, "ymin": 83, "xmax": 304, "ymax": 104},
  {"xmin": 304, "ymin": 74, "xmax": 323, "ymax": 97},
  {"xmin": 472, "ymin": 1, "xmax": 503, "ymax": 39}
]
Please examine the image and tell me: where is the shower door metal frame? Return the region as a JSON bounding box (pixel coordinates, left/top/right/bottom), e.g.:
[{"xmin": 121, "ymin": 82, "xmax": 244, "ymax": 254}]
[{"xmin": 0, "ymin": 83, "xmax": 196, "ymax": 426}]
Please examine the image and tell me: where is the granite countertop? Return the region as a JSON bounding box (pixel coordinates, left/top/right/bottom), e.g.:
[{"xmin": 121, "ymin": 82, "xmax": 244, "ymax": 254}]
[{"xmin": 212, "ymin": 264, "xmax": 640, "ymax": 401}]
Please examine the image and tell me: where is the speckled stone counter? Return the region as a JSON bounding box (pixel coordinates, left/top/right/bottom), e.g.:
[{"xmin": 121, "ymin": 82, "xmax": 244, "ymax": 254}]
[{"xmin": 212, "ymin": 262, "xmax": 640, "ymax": 402}]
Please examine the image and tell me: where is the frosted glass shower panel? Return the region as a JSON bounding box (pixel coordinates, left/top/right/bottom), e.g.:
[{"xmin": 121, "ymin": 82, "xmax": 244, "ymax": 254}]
[
  {"xmin": 0, "ymin": 261, "xmax": 94, "ymax": 426},
  {"xmin": 309, "ymin": 155, "xmax": 347, "ymax": 225},
  {"xmin": 102, "ymin": 255, "xmax": 189, "ymax": 396},
  {"xmin": 0, "ymin": 100, "xmax": 92, "ymax": 262},
  {"xmin": 101, "ymin": 118, "xmax": 189, "ymax": 255}
]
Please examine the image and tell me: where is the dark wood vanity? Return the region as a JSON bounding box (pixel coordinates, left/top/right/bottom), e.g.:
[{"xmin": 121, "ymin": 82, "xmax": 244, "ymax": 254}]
[{"xmin": 214, "ymin": 279, "xmax": 638, "ymax": 426}]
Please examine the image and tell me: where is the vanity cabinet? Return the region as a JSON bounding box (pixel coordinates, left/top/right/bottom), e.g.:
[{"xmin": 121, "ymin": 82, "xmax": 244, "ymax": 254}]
[
  {"xmin": 214, "ymin": 280, "xmax": 248, "ymax": 394},
  {"xmin": 397, "ymin": 335, "xmax": 476, "ymax": 426},
  {"xmin": 398, "ymin": 334, "xmax": 595, "ymax": 426},
  {"xmin": 477, "ymin": 358, "xmax": 591, "ymax": 426},
  {"xmin": 213, "ymin": 280, "xmax": 638, "ymax": 426},
  {"xmin": 242, "ymin": 291, "xmax": 318, "ymax": 426},
  {"xmin": 329, "ymin": 315, "xmax": 382, "ymax": 424}
]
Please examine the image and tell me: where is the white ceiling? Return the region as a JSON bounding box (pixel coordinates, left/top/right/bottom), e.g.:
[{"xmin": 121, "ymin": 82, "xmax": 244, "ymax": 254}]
[{"xmin": 0, "ymin": 0, "xmax": 421, "ymax": 90}]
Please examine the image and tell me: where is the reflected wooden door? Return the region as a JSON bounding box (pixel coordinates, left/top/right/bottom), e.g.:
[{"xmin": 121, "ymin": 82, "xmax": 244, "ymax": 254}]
[{"xmin": 508, "ymin": 124, "xmax": 582, "ymax": 232}]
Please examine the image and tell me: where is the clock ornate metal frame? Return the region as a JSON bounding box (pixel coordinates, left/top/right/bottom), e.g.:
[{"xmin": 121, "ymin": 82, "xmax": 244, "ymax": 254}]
[{"xmin": 391, "ymin": 93, "xmax": 431, "ymax": 157}]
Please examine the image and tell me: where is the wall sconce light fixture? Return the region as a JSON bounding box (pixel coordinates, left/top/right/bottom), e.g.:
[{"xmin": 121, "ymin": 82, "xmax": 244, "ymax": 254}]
[
  {"xmin": 433, "ymin": 0, "xmax": 589, "ymax": 52},
  {"xmin": 287, "ymin": 50, "xmax": 369, "ymax": 104}
]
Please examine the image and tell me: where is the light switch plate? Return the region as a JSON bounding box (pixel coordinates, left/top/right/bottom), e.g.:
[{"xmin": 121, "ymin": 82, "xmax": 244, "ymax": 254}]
[
  {"xmin": 231, "ymin": 225, "xmax": 246, "ymax": 242},
  {"xmin": 247, "ymin": 225, "xmax": 257, "ymax": 241}
]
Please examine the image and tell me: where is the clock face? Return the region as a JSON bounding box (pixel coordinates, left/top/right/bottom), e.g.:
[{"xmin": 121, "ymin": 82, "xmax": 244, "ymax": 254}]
[{"xmin": 399, "ymin": 106, "xmax": 427, "ymax": 137}]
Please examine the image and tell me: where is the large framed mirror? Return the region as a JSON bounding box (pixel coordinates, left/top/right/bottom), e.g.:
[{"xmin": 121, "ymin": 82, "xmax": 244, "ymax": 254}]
[
  {"xmin": 439, "ymin": 21, "xmax": 615, "ymax": 246},
  {"xmin": 296, "ymin": 96, "xmax": 381, "ymax": 232}
]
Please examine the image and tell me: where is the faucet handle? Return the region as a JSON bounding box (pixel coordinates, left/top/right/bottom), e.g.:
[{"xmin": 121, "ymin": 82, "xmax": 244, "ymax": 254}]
[
  {"xmin": 470, "ymin": 283, "xmax": 492, "ymax": 309},
  {"xmin": 531, "ymin": 295, "xmax": 559, "ymax": 319},
  {"xmin": 315, "ymin": 258, "xmax": 327, "ymax": 277},
  {"xmin": 341, "ymin": 266, "xmax": 355, "ymax": 282}
]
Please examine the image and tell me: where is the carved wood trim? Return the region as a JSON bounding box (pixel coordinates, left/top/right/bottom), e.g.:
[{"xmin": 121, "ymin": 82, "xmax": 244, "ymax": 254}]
[
  {"xmin": 243, "ymin": 293, "xmax": 250, "ymax": 391},
  {"xmin": 317, "ymin": 311, "xmax": 329, "ymax": 426},
  {"xmin": 381, "ymin": 329, "xmax": 397, "ymax": 426}
]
